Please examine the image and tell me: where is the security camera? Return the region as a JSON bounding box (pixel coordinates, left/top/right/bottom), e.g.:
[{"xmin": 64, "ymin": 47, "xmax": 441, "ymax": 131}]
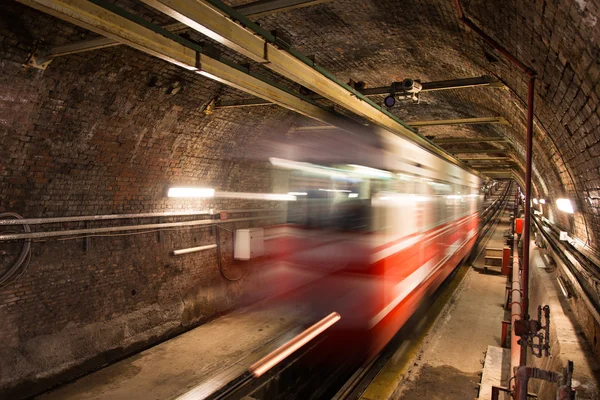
[{"xmin": 401, "ymin": 79, "xmax": 422, "ymax": 94}]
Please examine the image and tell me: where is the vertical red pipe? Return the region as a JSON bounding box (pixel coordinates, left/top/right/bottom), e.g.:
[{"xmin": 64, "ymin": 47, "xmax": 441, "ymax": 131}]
[
  {"xmin": 452, "ymin": 2, "xmax": 537, "ymax": 398},
  {"xmin": 521, "ymin": 76, "xmax": 535, "ymax": 366}
]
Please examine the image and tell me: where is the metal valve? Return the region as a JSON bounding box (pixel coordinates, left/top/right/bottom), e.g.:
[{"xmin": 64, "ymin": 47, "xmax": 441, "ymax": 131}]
[{"xmin": 515, "ymin": 305, "xmax": 550, "ymax": 358}]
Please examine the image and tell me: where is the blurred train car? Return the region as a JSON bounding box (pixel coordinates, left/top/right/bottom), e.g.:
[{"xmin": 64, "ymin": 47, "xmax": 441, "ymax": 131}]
[{"xmin": 252, "ymin": 127, "xmax": 481, "ymax": 359}]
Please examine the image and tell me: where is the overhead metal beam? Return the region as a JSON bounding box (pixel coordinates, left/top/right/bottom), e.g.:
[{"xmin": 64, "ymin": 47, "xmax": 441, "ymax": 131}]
[
  {"xmin": 25, "ymin": 0, "xmax": 332, "ymax": 67},
  {"xmin": 466, "ymin": 161, "xmax": 515, "ymax": 166},
  {"xmin": 16, "ymin": 0, "xmax": 373, "ymax": 138},
  {"xmin": 139, "ymin": 0, "xmax": 474, "ymax": 170},
  {"xmin": 461, "ymin": 156, "xmax": 512, "ymax": 161},
  {"xmin": 408, "ymin": 116, "xmax": 508, "ymax": 127},
  {"xmin": 469, "ymin": 164, "xmax": 515, "ymax": 169},
  {"xmin": 290, "ymin": 116, "xmax": 508, "ymax": 132},
  {"xmin": 433, "ymin": 136, "xmax": 508, "ymax": 144},
  {"xmin": 215, "ymin": 76, "xmax": 505, "ymax": 108},
  {"xmin": 233, "ymin": 0, "xmax": 332, "ymax": 17},
  {"xmin": 418, "ymin": 76, "xmax": 505, "ymax": 92},
  {"xmin": 477, "ymin": 168, "xmax": 515, "ymax": 172},
  {"xmin": 447, "ymin": 148, "xmax": 509, "ymax": 154}
]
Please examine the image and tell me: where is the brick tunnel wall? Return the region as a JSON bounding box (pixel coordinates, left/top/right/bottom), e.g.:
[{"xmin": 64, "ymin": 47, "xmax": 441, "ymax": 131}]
[{"xmin": 0, "ymin": 3, "xmax": 297, "ymax": 396}]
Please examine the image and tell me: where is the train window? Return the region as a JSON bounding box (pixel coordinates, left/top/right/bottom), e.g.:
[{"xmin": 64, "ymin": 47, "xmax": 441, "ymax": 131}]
[{"xmin": 285, "ymin": 171, "xmax": 373, "ymax": 232}]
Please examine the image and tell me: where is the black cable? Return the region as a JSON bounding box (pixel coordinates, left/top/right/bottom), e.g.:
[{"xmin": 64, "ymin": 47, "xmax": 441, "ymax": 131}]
[
  {"xmin": 0, "ymin": 213, "xmax": 32, "ymax": 286},
  {"xmin": 216, "ymin": 225, "xmax": 247, "ymax": 282}
]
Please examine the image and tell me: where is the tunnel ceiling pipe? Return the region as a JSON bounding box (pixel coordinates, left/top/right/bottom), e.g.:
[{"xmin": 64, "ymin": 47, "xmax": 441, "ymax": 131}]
[
  {"xmin": 215, "ymin": 76, "xmax": 506, "ymax": 108},
  {"xmin": 139, "ymin": 0, "xmax": 475, "ymax": 173},
  {"xmin": 27, "ymin": 0, "xmax": 332, "ymax": 67},
  {"xmin": 17, "ymin": 0, "xmax": 394, "ymax": 147},
  {"xmin": 453, "ymin": 0, "xmax": 535, "ymax": 77},
  {"xmin": 453, "ymin": 0, "xmax": 537, "ymax": 390}
]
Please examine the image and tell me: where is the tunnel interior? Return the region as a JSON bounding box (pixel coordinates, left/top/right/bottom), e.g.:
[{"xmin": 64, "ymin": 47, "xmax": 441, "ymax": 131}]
[{"xmin": 0, "ymin": 0, "xmax": 600, "ymax": 398}]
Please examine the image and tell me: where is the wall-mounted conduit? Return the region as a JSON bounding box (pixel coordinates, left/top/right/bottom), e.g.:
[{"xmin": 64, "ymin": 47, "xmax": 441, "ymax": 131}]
[{"xmin": 0, "ymin": 212, "xmax": 284, "ymax": 242}]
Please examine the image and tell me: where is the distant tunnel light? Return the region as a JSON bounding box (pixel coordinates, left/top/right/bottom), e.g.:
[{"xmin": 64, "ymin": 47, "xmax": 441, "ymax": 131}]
[
  {"xmin": 288, "ymin": 192, "xmax": 307, "ymax": 196},
  {"xmin": 348, "ymin": 193, "xmax": 359, "ymax": 198},
  {"xmin": 168, "ymin": 187, "xmax": 215, "ymax": 198},
  {"xmin": 539, "ymin": 199, "xmax": 546, "ymax": 204},
  {"xmin": 556, "ymin": 198, "xmax": 574, "ymax": 213},
  {"xmin": 533, "ymin": 198, "xmax": 539, "ymax": 205}
]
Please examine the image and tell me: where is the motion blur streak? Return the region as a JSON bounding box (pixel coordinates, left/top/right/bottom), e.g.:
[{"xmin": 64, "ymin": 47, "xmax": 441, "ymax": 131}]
[{"xmin": 249, "ymin": 312, "xmax": 342, "ymax": 377}]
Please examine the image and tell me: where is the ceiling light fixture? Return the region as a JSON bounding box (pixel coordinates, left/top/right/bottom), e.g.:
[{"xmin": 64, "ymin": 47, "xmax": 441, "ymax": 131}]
[{"xmin": 556, "ymin": 198, "xmax": 574, "ymax": 214}]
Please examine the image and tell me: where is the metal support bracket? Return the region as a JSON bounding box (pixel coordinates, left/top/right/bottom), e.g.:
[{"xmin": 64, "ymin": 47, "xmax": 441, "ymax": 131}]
[
  {"xmin": 157, "ymin": 217, "xmax": 163, "ymax": 242},
  {"xmin": 83, "ymin": 221, "xmax": 91, "ymax": 251},
  {"xmin": 23, "ymin": 44, "xmax": 53, "ymax": 70}
]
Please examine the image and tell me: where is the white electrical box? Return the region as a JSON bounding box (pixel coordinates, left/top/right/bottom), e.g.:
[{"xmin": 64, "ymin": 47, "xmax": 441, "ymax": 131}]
[
  {"xmin": 234, "ymin": 228, "xmax": 264, "ymax": 260},
  {"xmin": 559, "ymin": 231, "xmax": 569, "ymax": 241}
]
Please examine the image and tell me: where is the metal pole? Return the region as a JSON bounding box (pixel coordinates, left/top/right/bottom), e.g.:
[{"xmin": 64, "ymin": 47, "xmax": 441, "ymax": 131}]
[
  {"xmin": 452, "ymin": 0, "xmax": 537, "ymax": 386},
  {"xmin": 521, "ymin": 76, "xmax": 535, "ymax": 365},
  {"xmin": 511, "ymin": 233, "xmax": 523, "ymax": 394}
]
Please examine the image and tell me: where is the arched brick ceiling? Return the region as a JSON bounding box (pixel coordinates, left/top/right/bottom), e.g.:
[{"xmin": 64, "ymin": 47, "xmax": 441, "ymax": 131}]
[
  {"xmin": 238, "ymin": 0, "xmax": 600, "ymax": 250},
  {"xmin": 1, "ymin": 0, "xmax": 599, "ymax": 250}
]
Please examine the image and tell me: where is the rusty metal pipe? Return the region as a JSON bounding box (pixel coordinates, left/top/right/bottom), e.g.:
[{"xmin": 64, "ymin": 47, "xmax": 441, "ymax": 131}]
[
  {"xmin": 452, "ymin": 0, "xmax": 535, "ymax": 77},
  {"xmin": 452, "ymin": 2, "xmax": 537, "ymax": 394},
  {"xmin": 515, "ymin": 366, "xmax": 566, "ymax": 400},
  {"xmin": 521, "ymin": 76, "xmax": 535, "ymax": 329},
  {"xmin": 511, "ymin": 233, "xmax": 523, "ymax": 390}
]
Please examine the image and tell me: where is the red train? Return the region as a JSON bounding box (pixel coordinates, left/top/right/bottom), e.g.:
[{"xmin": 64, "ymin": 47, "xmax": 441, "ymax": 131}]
[{"xmin": 249, "ymin": 127, "xmax": 481, "ymax": 359}]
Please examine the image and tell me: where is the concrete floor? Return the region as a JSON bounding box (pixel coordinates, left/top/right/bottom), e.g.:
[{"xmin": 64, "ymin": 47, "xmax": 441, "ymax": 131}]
[
  {"xmin": 393, "ymin": 210, "xmax": 511, "ymax": 400},
  {"xmin": 36, "ymin": 301, "xmax": 311, "ymax": 400}
]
